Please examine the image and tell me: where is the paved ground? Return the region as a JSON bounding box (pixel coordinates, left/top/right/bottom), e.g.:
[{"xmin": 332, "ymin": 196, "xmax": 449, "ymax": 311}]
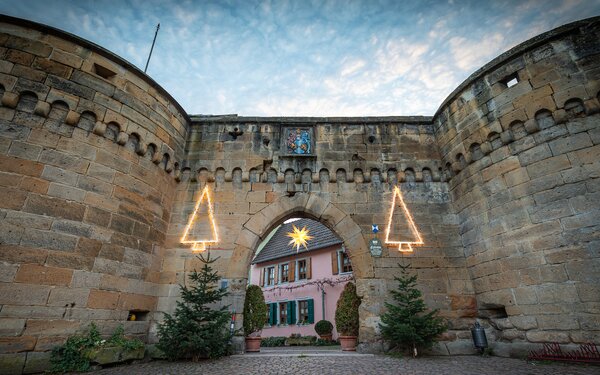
[{"xmin": 94, "ymin": 350, "xmax": 599, "ymax": 375}]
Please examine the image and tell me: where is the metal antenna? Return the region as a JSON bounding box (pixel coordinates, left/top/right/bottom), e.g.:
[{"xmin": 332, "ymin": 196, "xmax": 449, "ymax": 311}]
[{"xmin": 144, "ymin": 23, "xmax": 160, "ymax": 73}]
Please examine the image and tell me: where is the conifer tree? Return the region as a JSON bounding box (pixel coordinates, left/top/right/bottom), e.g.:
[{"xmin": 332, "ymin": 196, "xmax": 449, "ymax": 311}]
[
  {"xmin": 157, "ymin": 253, "xmax": 231, "ymax": 361},
  {"xmin": 379, "ymin": 263, "xmax": 447, "ymax": 356}
]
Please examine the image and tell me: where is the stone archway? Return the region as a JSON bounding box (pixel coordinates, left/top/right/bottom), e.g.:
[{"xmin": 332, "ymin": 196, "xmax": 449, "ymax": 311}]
[
  {"xmin": 228, "ymin": 192, "xmax": 374, "ymax": 280},
  {"xmin": 226, "ymin": 192, "xmax": 378, "ymax": 352}
]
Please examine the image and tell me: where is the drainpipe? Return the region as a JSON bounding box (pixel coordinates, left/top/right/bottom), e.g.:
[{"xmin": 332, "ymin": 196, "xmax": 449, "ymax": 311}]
[{"xmin": 321, "ymin": 288, "xmax": 326, "ymax": 320}]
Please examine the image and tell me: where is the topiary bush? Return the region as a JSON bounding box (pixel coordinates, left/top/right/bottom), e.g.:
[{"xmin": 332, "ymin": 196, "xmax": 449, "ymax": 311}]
[
  {"xmin": 243, "ymin": 284, "xmax": 268, "ymax": 337},
  {"xmin": 335, "ymin": 282, "xmax": 360, "ymax": 336},
  {"xmin": 314, "ymin": 320, "xmax": 333, "ymax": 336}
]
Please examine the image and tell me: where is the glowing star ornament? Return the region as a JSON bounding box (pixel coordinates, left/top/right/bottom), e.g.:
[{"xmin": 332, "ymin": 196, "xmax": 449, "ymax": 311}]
[
  {"xmin": 384, "ymin": 186, "xmax": 424, "ymax": 253},
  {"xmin": 181, "ymin": 186, "xmax": 219, "ymax": 252},
  {"xmin": 286, "ymin": 224, "xmax": 313, "ymax": 252}
]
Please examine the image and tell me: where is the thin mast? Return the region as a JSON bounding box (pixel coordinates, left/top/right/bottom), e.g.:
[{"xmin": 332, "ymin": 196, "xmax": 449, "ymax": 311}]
[{"xmin": 144, "ymin": 23, "xmax": 160, "ymax": 73}]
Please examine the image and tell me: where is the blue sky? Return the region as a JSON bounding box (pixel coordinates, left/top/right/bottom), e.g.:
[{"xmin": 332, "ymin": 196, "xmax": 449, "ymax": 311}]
[{"xmin": 1, "ymin": 0, "xmax": 599, "ymax": 116}]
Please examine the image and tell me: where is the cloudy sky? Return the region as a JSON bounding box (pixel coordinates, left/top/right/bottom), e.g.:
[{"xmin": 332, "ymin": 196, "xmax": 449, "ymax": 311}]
[{"xmin": 1, "ymin": 0, "xmax": 599, "ymax": 116}]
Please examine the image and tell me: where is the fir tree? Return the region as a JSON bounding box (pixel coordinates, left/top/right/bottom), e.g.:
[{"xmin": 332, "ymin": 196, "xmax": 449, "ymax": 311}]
[
  {"xmin": 379, "ymin": 263, "xmax": 447, "ymax": 357},
  {"xmin": 157, "ymin": 253, "xmax": 231, "ymax": 361}
]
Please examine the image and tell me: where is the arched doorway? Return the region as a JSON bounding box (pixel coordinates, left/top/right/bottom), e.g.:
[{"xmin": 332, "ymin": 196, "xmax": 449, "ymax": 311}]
[{"xmin": 227, "ymin": 193, "xmax": 375, "ymax": 352}]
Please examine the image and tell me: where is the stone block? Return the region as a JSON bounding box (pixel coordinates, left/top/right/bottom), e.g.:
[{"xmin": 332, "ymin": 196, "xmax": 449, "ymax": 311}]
[
  {"xmin": 87, "ymin": 289, "xmax": 119, "ymax": 309},
  {"xmin": 0, "ymin": 186, "xmax": 27, "ymax": 210},
  {"xmin": 8, "ymin": 140, "xmax": 42, "ymax": 160},
  {"xmin": 40, "ymin": 148, "xmax": 89, "ymax": 174},
  {"xmin": 117, "ymin": 293, "xmax": 157, "ymax": 311},
  {"xmin": 19, "ymin": 176, "xmax": 49, "ymax": 194},
  {"xmin": 50, "ymin": 49, "xmax": 83, "ymax": 69},
  {"xmin": 0, "ymin": 353, "xmax": 26, "ymax": 375},
  {"xmin": 47, "ymin": 287, "xmax": 90, "ymax": 307},
  {"xmin": 20, "ymin": 228, "xmax": 78, "ymax": 252},
  {"xmin": 23, "ymin": 319, "xmax": 81, "ymax": 336},
  {"xmin": 46, "ymin": 251, "xmax": 94, "ymax": 271},
  {"xmin": 0, "ymin": 318, "xmax": 25, "ymax": 337},
  {"xmin": 481, "ymin": 156, "xmax": 520, "ymax": 182},
  {"xmin": 0, "ymin": 243, "xmax": 48, "ymax": 265},
  {"xmin": 510, "ymin": 315, "xmax": 538, "ymax": 330},
  {"xmin": 537, "ymin": 284, "xmax": 579, "ymax": 303},
  {"xmin": 549, "ymin": 132, "xmax": 593, "ymax": 155},
  {"xmin": 86, "ymin": 162, "xmax": 116, "ymax": 183},
  {"xmin": 525, "ymin": 330, "xmax": 570, "ymax": 343},
  {"xmin": 47, "ymin": 182, "xmax": 86, "ymax": 202},
  {"xmin": 15, "ymin": 264, "xmax": 74, "ymax": 287},
  {"xmin": 70, "ymin": 269, "xmax": 102, "ymax": 288},
  {"xmin": 0, "ymin": 154, "xmax": 43, "ymax": 177},
  {"xmin": 537, "ymin": 314, "xmax": 580, "ymax": 330},
  {"xmin": 45, "ymin": 74, "xmax": 94, "ymax": 100},
  {"xmin": 23, "ymin": 194, "xmax": 86, "ymax": 221},
  {"xmin": 0, "ymin": 283, "xmax": 50, "ymax": 306},
  {"xmin": 41, "ymin": 165, "xmax": 79, "ymax": 186},
  {"xmin": 526, "ymin": 154, "xmax": 571, "ymax": 180},
  {"xmin": 23, "ymin": 351, "xmax": 51, "ymax": 374},
  {"xmin": 517, "ymin": 143, "xmax": 552, "ymax": 166}
]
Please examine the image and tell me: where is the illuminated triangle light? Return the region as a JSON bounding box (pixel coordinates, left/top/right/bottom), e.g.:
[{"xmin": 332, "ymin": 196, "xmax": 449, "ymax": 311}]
[
  {"xmin": 181, "ymin": 186, "xmax": 219, "ymax": 252},
  {"xmin": 286, "ymin": 224, "xmax": 313, "ymax": 252},
  {"xmin": 384, "ymin": 186, "xmax": 424, "ymax": 253}
]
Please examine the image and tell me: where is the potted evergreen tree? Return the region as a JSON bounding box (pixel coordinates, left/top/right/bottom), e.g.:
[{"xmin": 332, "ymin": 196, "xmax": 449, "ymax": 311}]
[
  {"xmin": 314, "ymin": 320, "xmax": 333, "ymax": 341},
  {"xmin": 243, "ymin": 284, "xmax": 268, "ymax": 352},
  {"xmin": 335, "ymin": 282, "xmax": 360, "ymax": 351}
]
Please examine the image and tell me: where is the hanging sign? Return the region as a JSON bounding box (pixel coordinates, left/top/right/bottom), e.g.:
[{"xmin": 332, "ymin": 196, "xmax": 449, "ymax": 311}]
[{"xmin": 369, "ymin": 238, "xmax": 383, "ymax": 257}]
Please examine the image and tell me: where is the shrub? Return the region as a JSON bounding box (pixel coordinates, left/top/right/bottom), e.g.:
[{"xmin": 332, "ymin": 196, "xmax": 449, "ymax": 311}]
[
  {"xmin": 314, "ymin": 320, "xmax": 333, "ymax": 336},
  {"xmin": 379, "ymin": 263, "xmax": 447, "ymax": 356},
  {"xmin": 260, "ymin": 336, "xmax": 286, "ymax": 347},
  {"xmin": 157, "ymin": 253, "xmax": 232, "ymax": 361},
  {"xmin": 49, "ymin": 323, "xmax": 143, "ymax": 373},
  {"xmin": 335, "ymin": 282, "xmax": 360, "ymax": 336},
  {"xmin": 243, "ymin": 284, "xmax": 268, "ymax": 336}
]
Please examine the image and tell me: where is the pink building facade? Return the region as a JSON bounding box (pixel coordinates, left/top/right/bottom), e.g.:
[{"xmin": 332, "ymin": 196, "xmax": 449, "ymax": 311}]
[{"xmin": 249, "ymin": 219, "xmax": 353, "ymax": 340}]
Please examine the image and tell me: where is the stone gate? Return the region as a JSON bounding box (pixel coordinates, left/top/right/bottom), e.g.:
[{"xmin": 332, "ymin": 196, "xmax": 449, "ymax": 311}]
[{"xmin": 0, "ymin": 14, "xmax": 599, "ymax": 373}]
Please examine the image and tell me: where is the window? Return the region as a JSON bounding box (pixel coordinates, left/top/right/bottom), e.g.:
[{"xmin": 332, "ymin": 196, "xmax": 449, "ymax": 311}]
[
  {"xmin": 280, "ymin": 263, "xmax": 289, "ymax": 283},
  {"xmin": 266, "ymin": 266, "xmax": 275, "ymax": 286},
  {"xmin": 279, "ymin": 302, "xmax": 288, "ymax": 325},
  {"xmin": 297, "ymin": 299, "xmax": 314, "ymax": 324},
  {"xmin": 341, "ymin": 251, "xmax": 352, "ymax": 273},
  {"xmin": 298, "ymin": 300, "xmax": 309, "ymax": 324},
  {"xmin": 266, "ymin": 303, "xmax": 271, "ymax": 325},
  {"xmin": 297, "ymin": 259, "xmax": 307, "ymax": 280},
  {"xmin": 266, "ymin": 303, "xmax": 277, "ymax": 326}
]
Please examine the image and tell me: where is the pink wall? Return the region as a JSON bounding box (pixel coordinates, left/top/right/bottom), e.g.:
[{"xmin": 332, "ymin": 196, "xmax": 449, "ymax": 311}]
[{"xmin": 250, "ymin": 245, "xmax": 352, "ymax": 340}]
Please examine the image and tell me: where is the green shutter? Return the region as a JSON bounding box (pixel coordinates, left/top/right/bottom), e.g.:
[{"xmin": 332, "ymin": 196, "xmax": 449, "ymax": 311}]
[
  {"xmin": 270, "ymin": 303, "xmax": 277, "ymax": 325},
  {"xmin": 287, "ymin": 301, "xmax": 296, "ymax": 324},
  {"xmin": 308, "ymin": 299, "xmax": 314, "ymax": 324}
]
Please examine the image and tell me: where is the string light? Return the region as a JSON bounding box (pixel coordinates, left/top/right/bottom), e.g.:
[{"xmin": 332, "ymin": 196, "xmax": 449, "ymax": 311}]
[
  {"xmin": 286, "ymin": 224, "xmax": 313, "ymax": 252},
  {"xmin": 181, "ymin": 185, "xmax": 219, "ymax": 252},
  {"xmin": 384, "ymin": 186, "xmax": 424, "ymax": 253}
]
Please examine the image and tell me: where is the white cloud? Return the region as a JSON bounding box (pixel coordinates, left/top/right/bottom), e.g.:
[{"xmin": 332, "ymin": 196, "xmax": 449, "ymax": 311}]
[
  {"xmin": 340, "ymin": 59, "xmax": 367, "ymax": 77},
  {"xmin": 449, "ymin": 33, "xmax": 505, "ymax": 71}
]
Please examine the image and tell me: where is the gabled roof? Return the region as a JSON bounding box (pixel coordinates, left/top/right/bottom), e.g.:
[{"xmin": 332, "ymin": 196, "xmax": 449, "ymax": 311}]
[{"xmin": 251, "ymin": 218, "xmax": 342, "ymax": 264}]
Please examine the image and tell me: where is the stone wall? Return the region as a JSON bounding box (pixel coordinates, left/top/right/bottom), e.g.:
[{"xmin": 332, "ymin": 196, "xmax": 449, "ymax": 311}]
[
  {"xmin": 160, "ymin": 117, "xmax": 474, "ymax": 354},
  {"xmin": 0, "ymin": 12, "xmax": 599, "ymax": 374},
  {"xmin": 0, "ymin": 16, "xmax": 189, "ymax": 373},
  {"xmin": 433, "ymin": 17, "xmax": 600, "ymax": 356}
]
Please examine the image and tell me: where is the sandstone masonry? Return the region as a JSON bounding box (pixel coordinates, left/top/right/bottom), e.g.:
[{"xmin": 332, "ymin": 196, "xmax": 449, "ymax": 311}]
[{"xmin": 0, "ymin": 14, "xmax": 598, "ymax": 374}]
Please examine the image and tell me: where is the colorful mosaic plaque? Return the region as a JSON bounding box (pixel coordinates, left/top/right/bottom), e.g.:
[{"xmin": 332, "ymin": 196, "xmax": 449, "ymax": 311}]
[{"xmin": 281, "ymin": 127, "xmax": 314, "ymax": 156}]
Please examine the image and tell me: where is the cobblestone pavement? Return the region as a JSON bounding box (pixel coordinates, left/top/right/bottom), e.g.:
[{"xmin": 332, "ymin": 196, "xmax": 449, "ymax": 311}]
[{"xmin": 94, "ymin": 354, "xmax": 598, "ymax": 375}]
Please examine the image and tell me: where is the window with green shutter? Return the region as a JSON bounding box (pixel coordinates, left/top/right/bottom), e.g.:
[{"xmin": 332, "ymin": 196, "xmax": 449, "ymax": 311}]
[
  {"xmin": 307, "ymin": 299, "xmax": 314, "ymax": 324},
  {"xmin": 287, "ymin": 300, "xmax": 296, "ymax": 324},
  {"xmin": 269, "ymin": 303, "xmax": 277, "ymax": 325}
]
